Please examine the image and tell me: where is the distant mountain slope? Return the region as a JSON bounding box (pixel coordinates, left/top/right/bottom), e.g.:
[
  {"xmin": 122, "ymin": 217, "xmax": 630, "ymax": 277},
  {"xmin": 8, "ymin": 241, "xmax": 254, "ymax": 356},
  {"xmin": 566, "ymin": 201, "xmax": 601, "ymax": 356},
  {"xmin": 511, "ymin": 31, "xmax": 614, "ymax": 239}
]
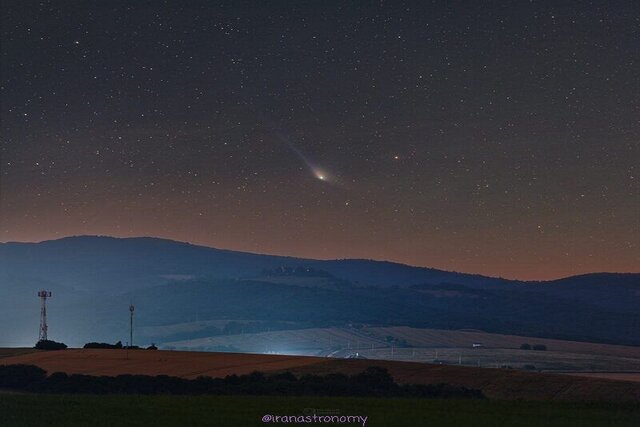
[
  {"xmin": 0, "ymin": 236, "xmax": 638, "ymax": 347},
  {"xmin": 1, "ymin": 236, "xmax": 636, "ymax": 293},
  {"xmin": 0, "ymin": 236, "xmax": 517, "ymax": 290},
  {"xmin": 524, "ymin": 273, "xmax": 640, "ymax": 314},
  {"xmin": 308, "ymin": 259, "xmax": 512, "ymax": 288},
  {"xmin": 118, "ymin": 278, "xmax": 639, "ymax": 346},
  {"xmin": 0, "ymin": 236, "xmax": 296, "ymax": 293}
]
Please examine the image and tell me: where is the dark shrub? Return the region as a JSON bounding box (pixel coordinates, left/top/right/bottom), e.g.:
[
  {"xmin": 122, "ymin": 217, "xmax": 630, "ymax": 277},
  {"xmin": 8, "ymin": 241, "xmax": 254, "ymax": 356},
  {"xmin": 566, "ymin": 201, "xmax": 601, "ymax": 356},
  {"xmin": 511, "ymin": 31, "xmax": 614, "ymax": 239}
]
[
  {"xmin": 0, "ymin": 364, "xmax": 484, "ymax": 399},
  {"xmin": 352, "ymin": 367, "xmax": 396, "ymax": 395},
  {"xmin": 83, "ymin": 341, "xmax": 123, "ymax": 349},
  {"xmin": 34, "ymin": 340, "xmax": 67, "ymax": 350},
  {"xmin": 520, "ymin": 343, "xmax": 531, "ymax": 350},
  {"xmin": 532, "ymin": 344, "xmax": 547, "ymax": 351},
  {"xmin": 0, "ymin": 364, "xmax": 46, "ymax": 389}
]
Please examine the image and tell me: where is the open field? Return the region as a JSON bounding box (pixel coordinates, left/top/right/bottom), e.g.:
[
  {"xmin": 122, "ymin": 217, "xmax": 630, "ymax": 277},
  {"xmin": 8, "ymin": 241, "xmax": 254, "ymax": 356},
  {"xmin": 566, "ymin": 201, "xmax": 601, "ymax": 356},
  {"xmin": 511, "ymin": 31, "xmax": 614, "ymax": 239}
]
[
  {"xmin": 351, "ymin": 347, "xmax": 640, "ymax": 372},
  {"xmin": 1, "ymin": 394, "xmax": 639, "ymax": 427},
  {"xmin": 2, "ymin": 348, "xmax": 640, "ymax": 401},
  {"xmin": 566, "ymin": 373, "xmax": 640, "ymax": 382},
  {"xmin": 164, "ymin": 326, "xmax": 640, "ymax": 357},
  {"xmin": 0, "ymin": 349, "xmax": 325, "ymax": 379},
  {"xmin": 161, "ymin": 326, "xmax": 640, "ymax": 372},
  {"xmin": 368, "ymin": 327, "xmax": 640, "ymax": 359},
  {"xmin": 0, "ymin": 348, "xmax": 38, "ymax": 359}
]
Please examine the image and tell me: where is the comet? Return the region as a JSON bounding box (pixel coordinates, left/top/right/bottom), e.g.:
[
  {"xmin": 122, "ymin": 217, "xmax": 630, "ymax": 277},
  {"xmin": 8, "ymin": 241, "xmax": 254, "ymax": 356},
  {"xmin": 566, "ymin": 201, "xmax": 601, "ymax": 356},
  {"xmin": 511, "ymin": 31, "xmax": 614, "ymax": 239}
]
[
  {"xmin": 285, "ymin": 140, "xmax": 331, "ymax": 183},
  {"xmin": 264, "ymin": 121, "xmax": 333, "ymax": 183}
]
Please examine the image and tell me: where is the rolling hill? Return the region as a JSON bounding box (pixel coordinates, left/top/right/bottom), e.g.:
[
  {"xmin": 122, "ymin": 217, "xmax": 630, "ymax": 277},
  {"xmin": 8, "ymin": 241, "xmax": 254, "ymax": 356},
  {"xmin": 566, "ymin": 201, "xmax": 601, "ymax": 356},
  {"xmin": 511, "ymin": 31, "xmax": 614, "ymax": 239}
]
[{"xmin": 0, "ymin": 236, "xmax": 638, "ymax": 347}]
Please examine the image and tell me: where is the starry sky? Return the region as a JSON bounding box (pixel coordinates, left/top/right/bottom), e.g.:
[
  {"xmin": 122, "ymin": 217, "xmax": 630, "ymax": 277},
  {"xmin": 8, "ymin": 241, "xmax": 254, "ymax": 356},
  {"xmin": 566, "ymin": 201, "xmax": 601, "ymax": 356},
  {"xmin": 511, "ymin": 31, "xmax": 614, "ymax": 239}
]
[{"xmin": 1, "ymin": 0, "xmax": 638, "ymax": 280}]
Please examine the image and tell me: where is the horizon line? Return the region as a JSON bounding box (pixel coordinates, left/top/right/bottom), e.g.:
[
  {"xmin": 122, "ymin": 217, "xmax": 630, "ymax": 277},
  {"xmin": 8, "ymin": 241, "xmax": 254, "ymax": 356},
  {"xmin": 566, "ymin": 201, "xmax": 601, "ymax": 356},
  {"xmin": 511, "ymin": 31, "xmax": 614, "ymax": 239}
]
[{"xmin": 1, "ymin": 234, "xmax": 638, "ymax": 282}]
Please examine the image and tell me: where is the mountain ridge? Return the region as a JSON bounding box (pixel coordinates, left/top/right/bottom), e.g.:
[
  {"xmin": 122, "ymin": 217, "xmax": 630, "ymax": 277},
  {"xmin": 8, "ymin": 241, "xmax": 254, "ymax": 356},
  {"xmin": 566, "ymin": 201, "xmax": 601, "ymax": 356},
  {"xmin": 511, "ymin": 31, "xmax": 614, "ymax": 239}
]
[{"xmin": 1, "ymin": 235, "xmax": 634, "ymax": 283}]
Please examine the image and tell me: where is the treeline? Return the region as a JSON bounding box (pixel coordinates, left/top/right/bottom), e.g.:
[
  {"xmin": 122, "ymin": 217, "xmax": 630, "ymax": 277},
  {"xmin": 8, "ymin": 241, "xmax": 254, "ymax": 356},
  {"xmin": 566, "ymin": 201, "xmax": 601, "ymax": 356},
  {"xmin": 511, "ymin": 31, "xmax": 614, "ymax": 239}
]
[
  {"xmin": 83, "ymin": 341, "xmax": 156, "ymax": 350},
  {"xmin": 262, "ymin": 266, "xmax": 335, "ymax": 278},
  {"xmin": 84, "ymin": 341, "xmax": 124, "ymax": 349},
  {"xmin": 34, "ymin": 340, "xmax": 67, "ymax": 350},
  {"xmin": 0, "ymin": 364, "xmax": 483, "ymax": 399}
]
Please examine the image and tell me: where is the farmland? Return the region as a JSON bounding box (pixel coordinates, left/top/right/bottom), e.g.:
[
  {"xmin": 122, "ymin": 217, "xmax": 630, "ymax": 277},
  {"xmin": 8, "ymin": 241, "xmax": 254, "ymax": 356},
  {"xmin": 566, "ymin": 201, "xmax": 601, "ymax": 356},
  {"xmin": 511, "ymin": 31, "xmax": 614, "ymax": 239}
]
[
  {"xmin": 2, "ymin": 348, "xmax": 640, "ymax": 401},
  {"xmin": 368, "ymin": 327, "xmax": 640, "ymax": 358},
  {"xmin": 0, "ymin": 348, "xmax": 38, "ymax": 359},
  {"xmin": 161, "ymin": 326, "xmax": 640, "ymax": 373},
  {"xmin": 0, "ymin": 349, "xmax": 325, "ymax": 379}
]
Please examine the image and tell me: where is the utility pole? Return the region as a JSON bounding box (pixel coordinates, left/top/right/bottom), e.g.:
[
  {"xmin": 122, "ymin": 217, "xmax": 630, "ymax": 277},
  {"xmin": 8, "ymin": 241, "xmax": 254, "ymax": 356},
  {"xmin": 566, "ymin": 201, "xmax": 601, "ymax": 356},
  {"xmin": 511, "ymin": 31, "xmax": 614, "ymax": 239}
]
[{"xmin": 129, "ymin": 304, "xmax": 135, "ymax": 348}]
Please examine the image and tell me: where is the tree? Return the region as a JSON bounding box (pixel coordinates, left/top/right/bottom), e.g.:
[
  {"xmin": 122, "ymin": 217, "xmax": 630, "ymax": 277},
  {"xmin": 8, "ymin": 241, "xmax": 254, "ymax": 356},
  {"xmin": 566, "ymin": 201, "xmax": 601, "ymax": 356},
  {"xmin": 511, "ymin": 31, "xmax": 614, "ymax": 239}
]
[
  {"xmin": 83, "ymin": 341, "xmax": 123, "ymax": 349},
  {"xmin": 0, "ymin": 364, "xmax": 46, "ymax": 388},
  {"xmin": 35, "ymin": 340, "xmax": 67, "ymax": 350},
  {"xmin": 520, "ymin": 343, "xmax": 531, "ymax": 350}
]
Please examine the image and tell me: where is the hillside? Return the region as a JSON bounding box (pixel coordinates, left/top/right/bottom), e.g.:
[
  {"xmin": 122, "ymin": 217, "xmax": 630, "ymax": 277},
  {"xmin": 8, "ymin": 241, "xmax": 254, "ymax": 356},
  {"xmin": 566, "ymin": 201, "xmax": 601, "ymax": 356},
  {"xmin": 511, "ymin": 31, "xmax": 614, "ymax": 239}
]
[
  {"xmin": 161, "ymin": 326, "xmax": 640, "ymax": 373},
  {"xmin": 0, "ymin": 236, "xmax": 638, "ymax": 347},
  {"xmin": 0, "ymin": 236, "xmax": 502, "ymax": 293}
]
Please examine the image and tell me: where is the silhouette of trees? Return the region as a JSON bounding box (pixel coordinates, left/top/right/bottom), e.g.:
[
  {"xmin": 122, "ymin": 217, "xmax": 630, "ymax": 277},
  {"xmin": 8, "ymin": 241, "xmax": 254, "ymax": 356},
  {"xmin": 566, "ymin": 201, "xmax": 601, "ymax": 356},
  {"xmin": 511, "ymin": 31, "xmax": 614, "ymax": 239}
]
[
  {"xmin": 0, "ymin": 364, "xmax": 483, "ymax": 399},
  {"xmin": 34, "ymin": 340, "xmax": 67, "ymax": 350},
  {"xmin": 0, "ymin": 364, "xmax": 46, "ymax": 388},
  {"xmin": 83, "ymin": 341, "xmax": 123, "ymax": 349}
]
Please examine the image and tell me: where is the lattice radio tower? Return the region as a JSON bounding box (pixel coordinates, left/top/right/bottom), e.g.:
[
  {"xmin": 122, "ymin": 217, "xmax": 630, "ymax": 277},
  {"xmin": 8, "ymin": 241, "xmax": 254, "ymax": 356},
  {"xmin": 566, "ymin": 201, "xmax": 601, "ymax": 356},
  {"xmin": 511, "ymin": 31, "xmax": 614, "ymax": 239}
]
[{"xmin": 37, "ymin": 290, "xmax": 52, "ymax": 341}]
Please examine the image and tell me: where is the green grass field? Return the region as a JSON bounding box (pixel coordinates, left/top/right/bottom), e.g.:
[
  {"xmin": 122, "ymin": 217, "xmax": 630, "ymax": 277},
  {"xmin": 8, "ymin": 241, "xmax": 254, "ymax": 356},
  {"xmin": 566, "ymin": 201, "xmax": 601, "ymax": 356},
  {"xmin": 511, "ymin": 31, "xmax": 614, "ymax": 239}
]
[{"xmin": 1, "ymin": 394, "xmax": 639, "ymax": 427}]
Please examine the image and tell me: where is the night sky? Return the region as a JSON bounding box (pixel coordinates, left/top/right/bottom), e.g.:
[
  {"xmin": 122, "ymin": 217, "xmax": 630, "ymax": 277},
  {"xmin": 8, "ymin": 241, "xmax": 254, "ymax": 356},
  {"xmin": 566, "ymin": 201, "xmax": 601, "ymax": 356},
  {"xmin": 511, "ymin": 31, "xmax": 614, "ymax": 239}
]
[{"xmin": 1, "ymin": 1, "xmax": 638, "ymax": 280}]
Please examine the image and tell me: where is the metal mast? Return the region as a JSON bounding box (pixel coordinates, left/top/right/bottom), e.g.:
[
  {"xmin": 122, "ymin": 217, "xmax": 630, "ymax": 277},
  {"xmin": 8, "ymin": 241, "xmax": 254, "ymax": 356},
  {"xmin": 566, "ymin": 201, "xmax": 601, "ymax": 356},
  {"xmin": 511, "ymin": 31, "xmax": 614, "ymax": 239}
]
[
  {"xmin": 37, "ymin": 290, "xmax": 52, "ymax": 341},
  {"xmin": 129, "ymin": 304, "xmax": 135, "ymax": 347}
]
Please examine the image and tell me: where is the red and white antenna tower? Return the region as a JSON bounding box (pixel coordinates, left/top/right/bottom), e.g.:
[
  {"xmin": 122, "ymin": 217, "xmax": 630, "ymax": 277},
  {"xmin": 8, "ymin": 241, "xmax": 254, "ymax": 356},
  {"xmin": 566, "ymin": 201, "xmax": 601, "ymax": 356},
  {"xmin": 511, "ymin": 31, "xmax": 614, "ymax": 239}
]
[{"xmin": 37, "ymin": 290, "xmax": 52, "ymax": 341}]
